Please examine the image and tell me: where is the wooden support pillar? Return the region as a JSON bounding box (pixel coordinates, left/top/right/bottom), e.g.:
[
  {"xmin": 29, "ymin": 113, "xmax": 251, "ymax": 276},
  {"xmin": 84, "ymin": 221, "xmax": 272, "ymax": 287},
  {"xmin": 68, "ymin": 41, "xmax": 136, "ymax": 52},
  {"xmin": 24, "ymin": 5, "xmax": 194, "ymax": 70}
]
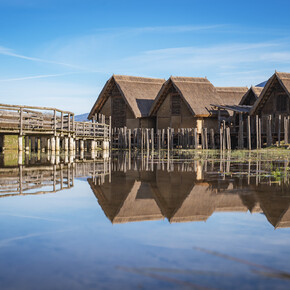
[
  {"xmin": 226, "ymin": 127, "xmax": 231, "ymax": 150},
  {"xmin": 284, "ymin": 116, "xmax": 289, "ymax": 144},
  {"xmin": 18, "ymin": 136, "xmax": 23, "ymax": 151},
  {"xmin": 55, "ymin": 136, "xmax": 60, "ymax": 152},
  {"xmin": 222, "ymin": 121, "xmax": 226, "ymax": 151},
  {"xmin": 247, "ymin": 115, "xmax": 251, "ymax": 150},
  {"xmin": 266, "ymin": 115, "xmax": 272, "ymax": 147},
  {"xmin": 64, "ymin": 137, "xmax": 69, "ymax": 151},
  {"xmin": 80, "ymin": 139, "xmax": 84, "ymax": 151},
  {"xmin": 238, "ymin": 113, "xmax": 244, "ymax": 149},
  {"xmin": 151, "ymin": 128, "xmax": 154, "ymax": 151},
  {"xmin": 128, "ymin": 129, "xmax": 131, "ymax": 150},
  {"xmin": 69, "ymin": 137, "xmax": 74, "ymax": 151},
  {"xmin": 220, "ymin": 126, "xmax": 223, "ymax": 151},
  {"xmin": 278, "ymin": 115, "xmax": 281, "ymax": 147},
  {"xmin": 51, "ymin": 137, "xmax": 56, "ymax": 151},
  {"xmin": 31, "ymin": 136, "xmax": 36, "ymax": 152},
  {"xmin": 194, "ymin": 128, "xmax": 198, "ymax": 149},
  {"xmin": 210, "ymin": 128, "xmax": 215, "ymax": 149},
  {"xmin": 167, "ymin": 128, "xmax": 170, "ymax": 151},
  {"xmin": 24, "ymin": 136, "xmax": 29, "ymax": 152},
  {"xmin": 256, "ymin": 115, "xmax": 259, "ymax": 149}
]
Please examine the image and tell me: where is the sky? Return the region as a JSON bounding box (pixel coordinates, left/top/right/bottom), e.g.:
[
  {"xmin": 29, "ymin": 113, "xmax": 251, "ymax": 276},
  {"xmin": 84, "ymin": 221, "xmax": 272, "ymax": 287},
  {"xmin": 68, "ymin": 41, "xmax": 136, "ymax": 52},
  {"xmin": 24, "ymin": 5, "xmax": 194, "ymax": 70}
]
[{"xmin": 1, "ymin": 0, "xmax": 290, "ymax": 114}]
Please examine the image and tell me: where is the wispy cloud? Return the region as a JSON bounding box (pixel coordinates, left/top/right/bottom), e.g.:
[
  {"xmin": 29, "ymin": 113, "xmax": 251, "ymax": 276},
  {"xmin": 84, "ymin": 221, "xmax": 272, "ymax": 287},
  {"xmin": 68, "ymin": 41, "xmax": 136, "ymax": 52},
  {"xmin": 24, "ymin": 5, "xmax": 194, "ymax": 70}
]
[
  {"xmin": 0, "ymin": 72, "xmax": 81, "ymax": 82},
  {"xmin": 0, "ymin": 45, "xmax": 89, "ymax": 70}
]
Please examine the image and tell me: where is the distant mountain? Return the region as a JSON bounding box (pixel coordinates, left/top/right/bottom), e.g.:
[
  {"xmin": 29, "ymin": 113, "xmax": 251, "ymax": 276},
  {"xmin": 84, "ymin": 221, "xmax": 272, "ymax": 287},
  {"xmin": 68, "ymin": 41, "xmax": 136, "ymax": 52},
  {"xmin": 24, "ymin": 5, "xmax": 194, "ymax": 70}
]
[
  {"xmin": 256, "ymin": 81, "xmax": 267, "ymax": 87},
  {"xmin": 75, "ymin": 113, "xmax": 89, "ymax": 122}
]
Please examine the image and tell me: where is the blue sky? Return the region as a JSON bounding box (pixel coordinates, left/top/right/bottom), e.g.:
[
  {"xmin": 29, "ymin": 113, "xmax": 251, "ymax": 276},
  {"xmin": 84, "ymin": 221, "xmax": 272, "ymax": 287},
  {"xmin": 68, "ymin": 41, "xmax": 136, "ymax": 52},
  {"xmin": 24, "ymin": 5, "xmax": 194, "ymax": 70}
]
[{"xmin": 1, "ymin": 0, "xmax": 290, "ymax": 114}]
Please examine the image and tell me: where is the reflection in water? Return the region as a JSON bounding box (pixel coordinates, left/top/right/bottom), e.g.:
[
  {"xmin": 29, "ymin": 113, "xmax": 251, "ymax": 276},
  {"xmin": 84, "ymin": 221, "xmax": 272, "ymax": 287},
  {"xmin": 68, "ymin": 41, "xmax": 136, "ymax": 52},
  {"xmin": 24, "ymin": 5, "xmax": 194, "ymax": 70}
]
[
  {"xmin": 1, "ymin": 150, "xmax": 290, "ymax": 229},
  {"xmin": 0, "ymin": 151, "xmax": 111, "ymax": 197},
  {"xmin": 89, "ymin": 151, "xmax": 290, "ymax": 229}
]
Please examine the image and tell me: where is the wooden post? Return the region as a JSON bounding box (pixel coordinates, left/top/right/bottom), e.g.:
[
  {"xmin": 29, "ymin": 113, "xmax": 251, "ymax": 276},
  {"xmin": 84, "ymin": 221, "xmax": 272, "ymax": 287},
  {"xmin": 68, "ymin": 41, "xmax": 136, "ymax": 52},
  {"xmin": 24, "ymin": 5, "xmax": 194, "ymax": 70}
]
[
  {"xmin": 204, "ymin": 128, "xmax": 208, "ymax": 149},
  {"xmin": 238, "ymin": 113, "xmax": 243, "ymax": 149},
  {"xmin": 141, "ymin": 129, "xmax": 144, "ymax": 151},
  {"xmin": 247, "ymin": 115, "xmax": 251, "ymax": 150},
  {"xmin": 226, "ymin": 127, "xmax": 231, "ymax": 150},
  {"xmin": 124, "ymin": 127, "xmax": 127, "ymax": 149},
  {"xmin": 194, "ymin": 128, "xmax": 198, "ymax": 149},
  {"xmin": 51, "ymin": 137, "xmax": 56, "ymax": 151},
  {"xmin": 210, "ymin": 128, "xmax": 215, "ymax": 149},
  {"xmin": 20, "ymin": 107, "xmax": 23, "ymax": 135},
  {"xmin": 167, "ymin": 128, "xmax": 170, "ymax": 151},
  {"xmin": 128, "ymin": 129, "xmax": 131, "ymax": 150},
  {"xmin": 158, "ymin": 129, "xmax": 161, "ymax": 151},
  {"xmin": 162, "ymin": 129, "xmax": 165, "ymax": 149},
  {"xmin": 61, "ymin": 112, "xmax": 64, "ymax": 131},
  {"xmin": 259, "ymin": 117, "xmax": 262, "ymax": 148},
  {"xmin": 256, "ymin": 115, "xmax": 259, "ymax": 149},
  {"xmin": 31, "ymin": 136, "xmax": 36, "ymax": 152},
  {"xmin": 54, "ymin": 110, "xmax": 57, "ymax": 136},
  {"xmin": 18, "ymin": 136, "xmax": 23, "ymax": 151},
  {"xmin": 151, "ymin": 128, "xmax": 154, "ymax": 151},
  {"xmin": 146, "ymin": 129, "xmax": 149, "ymax": 151},
  {"xmin": 267, "ymin": 114, "xmax": 272, "ymax": 147},
  {"xmin": 64, "ymin": 137, "xmax": 69, "ymax": 151},
  {"xmin": 278, "ymin": 115, "xmax": 281, "ymax": 147},
  {"xmin": 220, "ymin": 126, "xmax": 223, "ymax": 151},
  {"xmin": 25, "ymin": 136, "xmax": 29, "ymax": 152},
  {"xmin": 284, "ymin": 116, "xmax": 289, "ymax": 145},
  {"xmin": 55, "ymin": 136, "xmax": 60, "ymax": 152},
  {"xmin": 222, "ymin": 121, "xmax": 226, "ymax": 151}
]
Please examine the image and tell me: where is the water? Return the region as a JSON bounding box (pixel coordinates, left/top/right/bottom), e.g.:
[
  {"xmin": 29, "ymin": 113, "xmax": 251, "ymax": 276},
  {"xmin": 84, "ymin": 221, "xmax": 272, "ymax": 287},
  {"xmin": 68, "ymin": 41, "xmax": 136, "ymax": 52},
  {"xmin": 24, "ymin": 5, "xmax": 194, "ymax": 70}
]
[{"xmin": 0, "ymin": 150, "xmax": 290, "ymax": 289}]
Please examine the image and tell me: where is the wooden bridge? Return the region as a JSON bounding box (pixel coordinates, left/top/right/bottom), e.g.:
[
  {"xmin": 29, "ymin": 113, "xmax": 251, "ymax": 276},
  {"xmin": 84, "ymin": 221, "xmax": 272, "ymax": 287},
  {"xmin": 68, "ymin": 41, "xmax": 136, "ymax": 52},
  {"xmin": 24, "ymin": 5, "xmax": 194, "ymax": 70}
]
[{"xmin": 0, "ymin": 103, "xmax": 111, "ymax": 152}]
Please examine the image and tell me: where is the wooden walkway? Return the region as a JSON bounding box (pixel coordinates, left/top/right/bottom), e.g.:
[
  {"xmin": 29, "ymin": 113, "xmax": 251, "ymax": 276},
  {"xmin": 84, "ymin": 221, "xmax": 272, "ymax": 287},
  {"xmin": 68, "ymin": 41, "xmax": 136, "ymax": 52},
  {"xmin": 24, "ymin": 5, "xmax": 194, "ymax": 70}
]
[{"xmin": 0, "ymin": 103, "xmax": 111, "ymax": 152}]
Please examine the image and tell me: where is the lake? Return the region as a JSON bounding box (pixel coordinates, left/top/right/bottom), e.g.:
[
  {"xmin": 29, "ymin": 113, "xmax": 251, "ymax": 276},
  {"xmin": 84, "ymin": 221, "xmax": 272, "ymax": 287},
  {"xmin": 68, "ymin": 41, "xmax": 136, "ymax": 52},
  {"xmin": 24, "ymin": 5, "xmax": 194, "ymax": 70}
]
[{"xmin": 0, "ymin": 150, "xmax": 290, "ymax": 289}]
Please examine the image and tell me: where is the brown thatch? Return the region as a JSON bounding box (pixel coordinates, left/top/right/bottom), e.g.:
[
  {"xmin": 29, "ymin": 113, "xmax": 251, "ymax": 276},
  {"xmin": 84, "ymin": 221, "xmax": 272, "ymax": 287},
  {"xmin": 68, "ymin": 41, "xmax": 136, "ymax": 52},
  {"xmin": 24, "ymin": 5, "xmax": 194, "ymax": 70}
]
[
  {"xmin": 239, "ymin": 86, "xmax": 263, "ymax": 106},
  {"xmin": 216, "ymin": 87, "xmax": 248, "ymax": 106},
  {"xmin": 88, "ymin": 75, "xmax": 165, "ymax": 119},
  {"xmin": 150, "ymin": 76, "xmax": 223, "ymax": 117},
  {"xmin": 251, "ymin": 71, "xmax": 290, "ymax": 115}
]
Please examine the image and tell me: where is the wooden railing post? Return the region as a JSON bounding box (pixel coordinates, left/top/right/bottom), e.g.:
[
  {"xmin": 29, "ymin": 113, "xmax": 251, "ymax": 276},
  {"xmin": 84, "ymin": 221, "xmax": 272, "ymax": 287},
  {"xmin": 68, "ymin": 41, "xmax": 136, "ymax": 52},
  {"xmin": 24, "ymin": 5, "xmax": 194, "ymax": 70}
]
[
  {"xmin": 54, "ymin": 110, "xmax": 57, "ymax": 135},
  {"xmin": 20, "ymin": 107, "xmax": 23, "ymax": 135},
  {"xmin": 61, "ymin": 112, "xmax": 64, "ymax": 131},
  {"xmin": 68, "ymin": 113, "xmax": 71, "ymax": 132}
]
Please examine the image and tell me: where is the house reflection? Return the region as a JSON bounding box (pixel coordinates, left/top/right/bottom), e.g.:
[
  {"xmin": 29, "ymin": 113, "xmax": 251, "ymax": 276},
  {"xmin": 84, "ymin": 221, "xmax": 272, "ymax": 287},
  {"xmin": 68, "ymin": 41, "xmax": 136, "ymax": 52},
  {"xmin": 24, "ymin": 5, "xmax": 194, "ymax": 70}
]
[{"xmin": 89, "ymin": 154, "xmax": 290, "ymax": 229}]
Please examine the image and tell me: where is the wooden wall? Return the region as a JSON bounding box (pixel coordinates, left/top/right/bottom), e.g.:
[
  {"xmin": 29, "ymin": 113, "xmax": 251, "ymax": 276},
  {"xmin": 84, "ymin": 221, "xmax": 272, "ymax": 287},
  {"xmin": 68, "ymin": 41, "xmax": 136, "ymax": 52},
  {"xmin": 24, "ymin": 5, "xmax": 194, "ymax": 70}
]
[
  {"xmin": 156, "ymin": 92, "xmax": 219, "ymax": 133},
  {"xmin": 260, "ymin": 80, "xmax": 290, "ymax": 116}
]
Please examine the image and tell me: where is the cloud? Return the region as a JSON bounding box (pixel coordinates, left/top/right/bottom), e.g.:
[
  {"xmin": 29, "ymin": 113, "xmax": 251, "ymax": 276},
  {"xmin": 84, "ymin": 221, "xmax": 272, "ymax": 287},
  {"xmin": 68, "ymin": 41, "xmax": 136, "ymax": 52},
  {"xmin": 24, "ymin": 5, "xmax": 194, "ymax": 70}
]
[
  {"xmin": 0, "ymin": 72, "xmax": 81, "ymax": 82},
  {"xmin": 0, "ymin": 45, "xmax": 89, "ymax": 70}
]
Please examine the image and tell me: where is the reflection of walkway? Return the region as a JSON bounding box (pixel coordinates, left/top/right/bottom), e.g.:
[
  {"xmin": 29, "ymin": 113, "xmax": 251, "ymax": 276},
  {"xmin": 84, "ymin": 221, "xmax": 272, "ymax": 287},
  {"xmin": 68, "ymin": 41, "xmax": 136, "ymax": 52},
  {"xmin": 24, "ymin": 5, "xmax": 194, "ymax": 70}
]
[
  {"xmin": 90, "ymin": 159, "xmax": 290, "ymax": 229},
  {"xmin": 0, "ymin": 159, "xmax": 110, "ymax": 198}
]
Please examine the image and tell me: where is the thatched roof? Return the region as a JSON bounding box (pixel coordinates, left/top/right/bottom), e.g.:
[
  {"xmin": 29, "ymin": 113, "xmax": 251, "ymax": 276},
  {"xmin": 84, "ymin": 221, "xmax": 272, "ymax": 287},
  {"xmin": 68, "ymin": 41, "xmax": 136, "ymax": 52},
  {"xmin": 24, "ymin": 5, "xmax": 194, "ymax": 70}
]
[
  {"xmin": 251, "ymin": 71, "xmax": 290, "ymax": 115},
  {"xmin": 239, "ymin": 86, "xmax": 263, "ymax": 106},
  {"xmin": 88, "ymin": 75, "xmax": 165, "ymax": 119},
  {"xmin": 149, "ymin": 76, "xmax": 224, "ymax": 117},
  {"xmin": 216, "ymin": 87, "xmax": 248, "ymax": 106}
]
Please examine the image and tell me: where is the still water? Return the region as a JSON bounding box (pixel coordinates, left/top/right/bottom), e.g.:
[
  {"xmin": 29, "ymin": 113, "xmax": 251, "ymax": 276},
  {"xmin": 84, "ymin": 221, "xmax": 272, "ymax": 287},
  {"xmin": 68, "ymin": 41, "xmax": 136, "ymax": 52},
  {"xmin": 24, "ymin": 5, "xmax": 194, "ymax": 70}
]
[{"xmin": 0, "ymin": 150, "xmax": 290, "ymax": 289}]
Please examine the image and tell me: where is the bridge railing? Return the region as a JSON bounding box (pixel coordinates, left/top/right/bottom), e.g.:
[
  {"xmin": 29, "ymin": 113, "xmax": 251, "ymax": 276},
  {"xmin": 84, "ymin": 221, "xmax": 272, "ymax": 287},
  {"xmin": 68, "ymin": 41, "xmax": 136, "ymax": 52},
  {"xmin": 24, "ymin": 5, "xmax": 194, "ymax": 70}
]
[
  {"xmin": 0, "ymin": 104, "xmax": 110, "ymax": 140},
  {"xmin": 0, "ymin": 103, "xmax": 75, "ymax": 134},
  {"xmin": 75, "ymin": 121, "xmax": 110, "ymax": 139}
]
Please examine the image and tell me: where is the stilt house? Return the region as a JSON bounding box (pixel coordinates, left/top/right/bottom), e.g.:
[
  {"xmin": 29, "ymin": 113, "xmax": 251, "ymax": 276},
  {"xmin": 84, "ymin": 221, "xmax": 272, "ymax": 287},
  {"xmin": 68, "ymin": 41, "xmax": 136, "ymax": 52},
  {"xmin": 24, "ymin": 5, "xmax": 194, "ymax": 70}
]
[
  {"xmin": 88, "ymin": 75, "xmax": 165, "ymax": 129},
  {"xmin": 149, "ymin": 77, "xmax": 224, "ymax": 133},
  {"xmin": 239, "ymin": 86, "xmax": 263, "ymax": 106}
]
